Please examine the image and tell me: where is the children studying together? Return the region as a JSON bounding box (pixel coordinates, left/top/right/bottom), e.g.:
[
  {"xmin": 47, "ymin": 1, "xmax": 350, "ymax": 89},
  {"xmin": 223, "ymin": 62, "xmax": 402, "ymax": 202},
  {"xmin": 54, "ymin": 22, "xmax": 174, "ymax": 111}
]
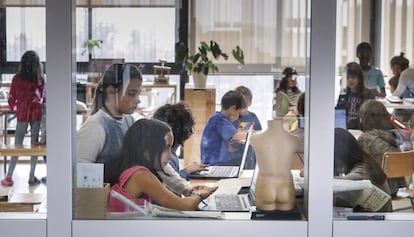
[{"xmin": 71, "ymin": 46, "xmax": 414, "ymax": 214}]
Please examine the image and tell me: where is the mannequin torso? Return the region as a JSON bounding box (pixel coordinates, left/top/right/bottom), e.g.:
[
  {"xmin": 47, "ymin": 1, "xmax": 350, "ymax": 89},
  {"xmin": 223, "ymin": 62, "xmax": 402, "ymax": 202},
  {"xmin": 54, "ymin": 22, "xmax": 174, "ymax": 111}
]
[{"xmin": 250, "ymin": 119, "xmax": 299, "ymax": 211}]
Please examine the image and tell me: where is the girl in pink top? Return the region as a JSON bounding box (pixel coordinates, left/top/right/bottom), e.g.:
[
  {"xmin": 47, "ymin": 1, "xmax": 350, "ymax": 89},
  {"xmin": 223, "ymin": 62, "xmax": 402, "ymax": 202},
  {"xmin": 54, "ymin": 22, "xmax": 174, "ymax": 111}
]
[
  {"xmin": 105, "ymin": 119, "xmax": 217, "ymax": 212},
  {"xmin": 1, "ymin": 50, "xmax": 45, "ymax": 187}
]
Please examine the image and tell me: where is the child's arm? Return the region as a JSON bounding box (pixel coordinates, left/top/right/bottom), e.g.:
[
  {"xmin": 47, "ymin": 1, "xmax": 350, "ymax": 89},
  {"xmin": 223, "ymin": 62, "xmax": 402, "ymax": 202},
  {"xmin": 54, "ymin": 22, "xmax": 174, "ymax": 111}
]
[
  {"xmin": 232, "ymin": 130, "xmax": 248, "ymax": 143},
  {"xmin": 126, "ymin": 169, "xmax": 214, "ymax": 211}
]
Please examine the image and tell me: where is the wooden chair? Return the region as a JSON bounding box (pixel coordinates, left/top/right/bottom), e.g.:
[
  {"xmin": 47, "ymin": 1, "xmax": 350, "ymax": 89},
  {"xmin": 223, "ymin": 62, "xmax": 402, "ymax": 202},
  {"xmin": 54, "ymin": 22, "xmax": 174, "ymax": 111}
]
[{"xmin": 381, "ymin": 150, "xmax": 414, "ymax": 211}]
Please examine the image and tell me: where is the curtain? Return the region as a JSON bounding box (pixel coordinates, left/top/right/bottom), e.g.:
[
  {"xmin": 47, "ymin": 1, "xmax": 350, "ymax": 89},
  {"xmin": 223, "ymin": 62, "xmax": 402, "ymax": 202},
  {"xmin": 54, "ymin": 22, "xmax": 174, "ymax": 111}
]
[{"xmin": 192, "ymin": 0, "xmax": 309, "ymax": 74}]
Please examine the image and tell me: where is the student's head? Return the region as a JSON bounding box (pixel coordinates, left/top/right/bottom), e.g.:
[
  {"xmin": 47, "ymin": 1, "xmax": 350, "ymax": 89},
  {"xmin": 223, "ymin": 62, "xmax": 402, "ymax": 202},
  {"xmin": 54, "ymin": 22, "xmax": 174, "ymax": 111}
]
[
  {"xmin": 152, "ymin": 103, "xmax": 195, "ymax": 147},
  {"xmin": 19, "ymin": 50, "xmax": 44, "ymax": 83},
  {"xmin": 235, "ymin": 85, "xmax": 253, "ymax": 114},
  {"xmin": 359, "ymin": 100, "xmax": 394, "ymax": 132},
  {"xmin": 91, "ymin": 63, "xmax": 143, "ymax": 115},
  {"xmin": 221, "ymin": 90, "xmax": 244, "ymax": 122},
  {"xmin": 277, "ymin": 67, "xmax": 299, "ymax": 93},
  {"xmin": 346, "ymin": 62, "xmax": 365, "ymax": 94},
  {"xmin": 356, "ymin": 42, "xmax": 373, "ymax": 67},
  {"xmin": 334, "ymin": 128, "xmax": 386, "ymax": 185},
  {"xmin": 297, "ymin": 93, "xmax": 305, "ymax": 117},
  {"xmin": 104, "ymin": 119, "xmax": 173, "ymax": 186},
  {"xmin": 390, "ymin": 52, "xmax": 410, "ymax": 76}
]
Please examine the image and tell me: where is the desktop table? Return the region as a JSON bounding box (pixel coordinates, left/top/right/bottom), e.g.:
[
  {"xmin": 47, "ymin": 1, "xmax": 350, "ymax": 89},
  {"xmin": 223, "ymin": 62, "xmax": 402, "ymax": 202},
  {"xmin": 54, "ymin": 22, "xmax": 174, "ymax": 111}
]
[
  {"xmin": 0, "ymin": 186, "xmax": 46, "ymax": 212},
  {"xmin": 379, "ymin": 98, "xmax": 414, "ymax": 110}
]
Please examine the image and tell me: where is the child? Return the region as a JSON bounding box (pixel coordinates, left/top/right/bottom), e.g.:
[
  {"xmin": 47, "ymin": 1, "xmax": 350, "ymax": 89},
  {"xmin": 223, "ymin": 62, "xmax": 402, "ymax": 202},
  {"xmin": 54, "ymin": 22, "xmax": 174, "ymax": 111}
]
[
  {"xmin": 233, "ymin": 85, "xmax": 262, "ymax": 131},
  {"xmin": 233, "ymin": 85, "xmax": 262, "ymax": 169},
  {"xmin": 336, "ymin": 62, "xmax": 375, "ymax": 129},
  {"xmin": 1, "ymin": 50, "xmax": 46, "ymax": 186},
  {"xmin": 389, "ymin": 53, "xmax": 413, "ymax": 122},
  {"xmin": 104, "ymin": 119, "xmax": 217, "ymax": 211},
  {"xmin": 77, "ymin": 63, "xmax": 142, "ymax": 164},
  {"xmin": 200, "ymin": 90, "xmax": 247, "ymax": 166},
  {"xmin": 152, "ymin": 103, "xmax": 215, "ymax": 198},
  {"xmin": 356, "ymin": 42, "xmax": 386, "ymax": 97},
  {"xmin": 358, "ymin": 99, "xmax": 412, "ymax": 196},
  {"xmin": 152, "ymin": 103, "xmax": 209, "ymax": 181},
  {"xmin": 275, "ymin": 67, "xmax": 302, "ymax": 111},
  {"xmin": 334, "ymin": 128, "xmax": 392, "ymax": 212}
]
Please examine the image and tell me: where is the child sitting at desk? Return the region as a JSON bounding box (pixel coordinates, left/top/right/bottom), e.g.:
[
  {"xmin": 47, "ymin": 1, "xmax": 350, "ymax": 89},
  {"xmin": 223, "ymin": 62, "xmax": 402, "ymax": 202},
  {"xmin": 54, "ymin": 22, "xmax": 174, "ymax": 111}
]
[
  {"xmin": 334, "ymin": 128, "xmax": 392, "ymax": 212},
  {"xmin": 104, "ymin": 119, "xmax": 217, "ymax": 211},
  {"xmin": 336, "ymin": 62, "xmax": 375, "ymax": 129},
  {"xmin": 358, "ymin": 99, "xmax": 412, "ymax": 196},
  {"xmin": 152, "ymin": 103, "xmax": 209, "ymax": 184},
  {"xmin": 200, "ymin": 90, "xmax": 248, "ymax": 166}
]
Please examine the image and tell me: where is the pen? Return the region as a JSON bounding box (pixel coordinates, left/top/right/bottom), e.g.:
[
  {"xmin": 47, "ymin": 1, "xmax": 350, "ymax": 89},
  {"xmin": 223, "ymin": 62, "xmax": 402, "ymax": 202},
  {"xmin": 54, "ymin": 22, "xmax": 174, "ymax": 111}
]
[{"xmin": 347, "ymin": 215, "xmax": 385, "ymax": 220}]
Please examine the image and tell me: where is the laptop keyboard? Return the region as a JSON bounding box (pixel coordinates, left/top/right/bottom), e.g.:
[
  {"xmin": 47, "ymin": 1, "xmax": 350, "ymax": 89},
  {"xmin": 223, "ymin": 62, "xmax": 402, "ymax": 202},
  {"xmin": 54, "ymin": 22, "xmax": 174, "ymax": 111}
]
[
  {"xmin": 214, "ymin": 195, "xmax": 247, "ymax": 211},
  {"xmin": 208, "ymin": 166, "xmax": 238, "ymax": 177}
]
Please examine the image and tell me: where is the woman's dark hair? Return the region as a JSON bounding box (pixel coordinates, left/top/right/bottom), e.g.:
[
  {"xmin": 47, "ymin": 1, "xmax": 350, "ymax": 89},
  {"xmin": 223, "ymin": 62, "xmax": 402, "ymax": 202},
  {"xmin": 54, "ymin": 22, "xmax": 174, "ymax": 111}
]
[
  {"xmin": 18, "ymin": 50, "xmax": 45, "ymax": 83},
  {"xmin": 91, "ymin": 63, "xmax": 143, "ymax": 115},
  {"xmin": 221, "ymin": 90, "xmax": 244, "ymax": 110},
  {"xmin": 345, "ymin": 62, "xmax": 370, "ymax": 96},
  {"xmin": 152, "ymin": 103, "xmax": 195, "ymax": 147},
  {"xmin": 390, "ymin": 52, "xmax": 410, "ymax": 73},
  {"xmin": 334, "ymin": 128, "xmax": 387, "ymax": 186},
  {"xmin": 359, "ymin": 100, "xmax": 394, "ymax": 131},
  {"xmin": 104, "ymin": 119, "xmax": 171, "ymax": 186},
  {"xmin": 276, "ymin": 67, "xmax": 299, "ymax": 93}
]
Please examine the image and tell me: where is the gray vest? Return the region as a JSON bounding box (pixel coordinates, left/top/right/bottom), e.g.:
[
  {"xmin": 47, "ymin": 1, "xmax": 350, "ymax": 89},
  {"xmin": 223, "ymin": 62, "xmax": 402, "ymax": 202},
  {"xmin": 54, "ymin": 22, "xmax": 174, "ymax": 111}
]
[{"xmin": 95, "ymin": 114, "xmax": 134, "ymax": 163}]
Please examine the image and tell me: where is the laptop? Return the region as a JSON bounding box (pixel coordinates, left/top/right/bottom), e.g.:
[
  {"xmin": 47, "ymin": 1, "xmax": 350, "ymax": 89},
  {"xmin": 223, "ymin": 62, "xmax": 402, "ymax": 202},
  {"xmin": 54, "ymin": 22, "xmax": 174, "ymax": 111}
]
[
  {"xmin": 335, "ymin": 108, "xmax": 347, "ymax": 129},
  {"xmin": 188, "ymin": 125, "xmax": 253, "ymax": 179},
  {"xmin": 199, "ymin": 164, "xmax": 259, "ymax": 212}
]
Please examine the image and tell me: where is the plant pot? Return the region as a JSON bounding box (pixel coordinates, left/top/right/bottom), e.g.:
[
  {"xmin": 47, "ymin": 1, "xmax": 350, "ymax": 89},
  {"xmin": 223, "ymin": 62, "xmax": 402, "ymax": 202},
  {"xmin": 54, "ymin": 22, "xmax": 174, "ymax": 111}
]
[{"xmin": 192, "ymin": 73, "xmax": 207, "ymax": 89}]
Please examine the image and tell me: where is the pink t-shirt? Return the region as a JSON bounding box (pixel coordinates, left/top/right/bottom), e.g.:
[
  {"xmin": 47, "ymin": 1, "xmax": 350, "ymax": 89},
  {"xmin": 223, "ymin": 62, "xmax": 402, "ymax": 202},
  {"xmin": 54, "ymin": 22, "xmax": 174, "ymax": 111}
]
[{"xmin": 108, "ymin": 165, "xmax": 151, "ymax": 212}]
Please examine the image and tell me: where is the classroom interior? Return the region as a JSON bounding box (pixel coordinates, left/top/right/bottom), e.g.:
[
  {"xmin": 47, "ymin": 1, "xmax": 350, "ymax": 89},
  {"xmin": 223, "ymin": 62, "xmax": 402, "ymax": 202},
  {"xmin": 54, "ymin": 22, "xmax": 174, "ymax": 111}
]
[{"xmin": 1, "ymin": 1, "xmax": 414, "ymax": 237}]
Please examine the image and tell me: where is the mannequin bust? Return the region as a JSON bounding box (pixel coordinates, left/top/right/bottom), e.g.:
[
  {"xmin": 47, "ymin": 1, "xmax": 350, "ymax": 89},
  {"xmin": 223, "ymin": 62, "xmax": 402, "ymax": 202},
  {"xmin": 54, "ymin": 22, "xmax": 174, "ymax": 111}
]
[
  {"xmin": 250, "ymin": 91, "xmax": 299, "ymax": 211},
  {"xmin": 250, "ymin": 119, "xmax": 299, "ymax": 211}
]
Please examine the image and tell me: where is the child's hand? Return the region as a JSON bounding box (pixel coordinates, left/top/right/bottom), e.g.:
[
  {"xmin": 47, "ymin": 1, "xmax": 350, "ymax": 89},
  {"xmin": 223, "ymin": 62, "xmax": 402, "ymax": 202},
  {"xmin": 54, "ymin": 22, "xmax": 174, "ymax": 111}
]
[
  {"xmin": 184, "ymin": 162, "xmax": 209, "ymax": 174},
  {"xmin": 192, "ymin": 185, "xmax": 218, "ymax": 199}
]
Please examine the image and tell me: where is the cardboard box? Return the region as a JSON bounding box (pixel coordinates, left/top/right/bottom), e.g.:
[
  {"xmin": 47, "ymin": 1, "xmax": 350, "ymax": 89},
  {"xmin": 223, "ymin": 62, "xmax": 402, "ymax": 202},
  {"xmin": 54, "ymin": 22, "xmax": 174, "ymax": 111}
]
[{"xmin": 74, "ymin": 183, "xmax": 110, "ymax": 219}]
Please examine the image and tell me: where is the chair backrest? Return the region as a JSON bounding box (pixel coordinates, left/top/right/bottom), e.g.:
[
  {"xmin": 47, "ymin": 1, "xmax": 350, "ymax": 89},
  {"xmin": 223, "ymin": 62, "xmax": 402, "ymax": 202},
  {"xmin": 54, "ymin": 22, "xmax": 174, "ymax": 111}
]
[{"xmin": 381, "ymin": 150, "xmax": 414, "ymax": 178}]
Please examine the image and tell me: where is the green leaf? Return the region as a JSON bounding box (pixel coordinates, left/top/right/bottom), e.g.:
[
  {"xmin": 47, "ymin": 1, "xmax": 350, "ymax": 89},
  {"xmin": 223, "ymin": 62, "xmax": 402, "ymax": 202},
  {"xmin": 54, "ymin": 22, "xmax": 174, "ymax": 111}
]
[
  {"xmin": 210, "ymin": 41, "xmax": 222, "ymax": 59},
  {"xmin": 232, "ymin": 46, "xmax": 245, "ymax": 64}
]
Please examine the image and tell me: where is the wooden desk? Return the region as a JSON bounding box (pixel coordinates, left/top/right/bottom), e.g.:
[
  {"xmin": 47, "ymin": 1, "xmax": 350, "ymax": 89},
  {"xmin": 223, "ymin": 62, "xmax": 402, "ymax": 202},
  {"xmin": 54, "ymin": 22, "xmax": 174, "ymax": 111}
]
[
  {"xmin": 0, "ymin": 191, "xmax": 46, "ymax": 212},
  {"xmin": 1, "ymin": 144, "xmax": 46, "ymax": 173}
]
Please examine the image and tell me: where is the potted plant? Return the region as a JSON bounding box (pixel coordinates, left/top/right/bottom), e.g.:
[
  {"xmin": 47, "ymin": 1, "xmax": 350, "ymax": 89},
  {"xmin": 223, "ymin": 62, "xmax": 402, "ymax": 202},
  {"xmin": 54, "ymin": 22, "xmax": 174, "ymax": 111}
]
[
  {"xmin": 81, "ymin": 39, "xmax": 103, "ymax": 83},
  {"xmin": 176, "ymin": 40, "xmax": 245, "ymax": 88},
  {"xmin": 81, "ymin": 39, "xmax": 103, "ymax": 61}
]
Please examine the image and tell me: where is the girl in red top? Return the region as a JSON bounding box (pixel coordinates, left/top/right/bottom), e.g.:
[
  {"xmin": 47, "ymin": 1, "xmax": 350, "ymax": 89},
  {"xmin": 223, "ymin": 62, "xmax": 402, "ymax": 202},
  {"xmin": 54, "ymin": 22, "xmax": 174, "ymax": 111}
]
[{"xmin": 1, "ymin": 50, "xmax": 45, "ymax": 186}]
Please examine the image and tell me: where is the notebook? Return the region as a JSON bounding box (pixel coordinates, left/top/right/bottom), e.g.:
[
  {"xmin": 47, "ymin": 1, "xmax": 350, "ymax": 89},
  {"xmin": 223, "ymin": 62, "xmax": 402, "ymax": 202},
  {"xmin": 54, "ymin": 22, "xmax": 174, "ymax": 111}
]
[
  {"xmin": 335, "ymin": 108, "xmax": 347, "ymax": 129},
  {"xmin": 199, "ymin": 164, "xmax": 258, "ymax": 212},
  {"xmin": 187, "ymin": 125, "xmax": 253, "ymax": 179}
]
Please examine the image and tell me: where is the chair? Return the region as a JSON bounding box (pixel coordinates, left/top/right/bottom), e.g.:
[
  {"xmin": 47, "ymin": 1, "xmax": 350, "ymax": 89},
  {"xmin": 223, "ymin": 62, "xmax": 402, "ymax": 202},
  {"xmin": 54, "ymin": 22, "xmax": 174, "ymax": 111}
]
[{"xmin": 381, "ymin": 150, "xmax": 414, "ymax": 211}]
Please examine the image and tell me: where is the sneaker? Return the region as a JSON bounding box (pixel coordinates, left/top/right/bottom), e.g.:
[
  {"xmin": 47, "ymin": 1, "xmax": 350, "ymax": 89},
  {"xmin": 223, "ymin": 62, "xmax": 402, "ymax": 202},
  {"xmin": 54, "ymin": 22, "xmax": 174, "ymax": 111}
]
[
  {"xmin": 1, "ymin": 177, "xmax": 14, "ymax": 186},
  {"xmin": 41, "ymin": 176, "xmax": 47, "ymax": 184},
  {"xmin": 28, "ymin": 177, "xmax": 41, "ymax": 186}
]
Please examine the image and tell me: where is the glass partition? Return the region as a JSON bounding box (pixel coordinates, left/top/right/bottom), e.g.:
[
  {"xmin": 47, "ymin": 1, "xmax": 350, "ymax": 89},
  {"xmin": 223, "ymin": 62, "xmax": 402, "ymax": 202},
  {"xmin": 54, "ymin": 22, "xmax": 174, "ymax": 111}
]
[
  {"xmin": 73, "ymin": 0, "xmax": 310, "ymax": 222},
  {"xmin": 0, "ymin": 6, "xmax": 47, "ymax": 218},
  {"xmin": 333, "ymin": 0, "xmax": 414, "ymax": 221}
]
